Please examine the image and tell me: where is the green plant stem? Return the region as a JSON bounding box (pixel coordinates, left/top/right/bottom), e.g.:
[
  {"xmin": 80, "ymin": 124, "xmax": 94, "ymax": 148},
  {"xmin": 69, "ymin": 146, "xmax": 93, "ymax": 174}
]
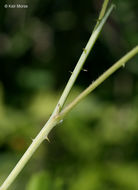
[
  {"xmin": 0, "ymin": 4, "xmax": 114, "ymax": 190},
  {"xmin": 1, "ymin": 44, "xmax": 137, "ymax": 190},
  {"xmin": 58, "ymin": 46, "xmax": 138, "ymax": 119},
  {"xmin": 0, "ymin": 117, "xmax": 60, "ymax": 190},
  {"xmin": 99, "ymin": 0, "xmax": 110, "ymax": 20},
  {"xmin": 94, "ymin": 0, "xmax": 110, "ymax": 30},
  {"xmin": 51, "ymin": 2, "xmax": 113, "ymax": 116}
]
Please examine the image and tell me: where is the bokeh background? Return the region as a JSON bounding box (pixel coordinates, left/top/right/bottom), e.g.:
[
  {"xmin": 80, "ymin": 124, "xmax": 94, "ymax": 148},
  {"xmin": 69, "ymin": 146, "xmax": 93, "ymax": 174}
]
[{"xmin": 0, "ymin": 0, "xmax": 138, "ymax": 189}]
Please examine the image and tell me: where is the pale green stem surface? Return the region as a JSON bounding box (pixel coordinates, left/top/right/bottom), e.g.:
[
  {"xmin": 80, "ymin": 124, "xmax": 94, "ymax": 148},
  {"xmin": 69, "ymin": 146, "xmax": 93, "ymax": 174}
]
[
  {"xmin": 52, "ymin": 2, "xmax": 113, "ymax": 116},
  {"xmin": 59, "ymin": 46, "xmax": 138, "ymax": 118},
  {"xmin": 99, "ymin": 0, "xmax": 110, "ymax": 20},
  {"xmin": 94, "ymin": 0, "xmax": 110, "ymax": 30},
  {"xmin": 0, "ymin": 118, "xmax": 60, "ymax": 190},
  {"xmin": 0, "ymin": 4, "xmax": 114, "ymax": 190}
]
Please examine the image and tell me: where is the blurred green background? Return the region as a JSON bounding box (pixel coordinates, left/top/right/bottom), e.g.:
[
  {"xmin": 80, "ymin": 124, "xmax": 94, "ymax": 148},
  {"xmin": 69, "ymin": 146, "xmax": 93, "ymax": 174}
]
[{"xmin": 0, "ymin": 0, "xmax": 138, "ymax": 189}]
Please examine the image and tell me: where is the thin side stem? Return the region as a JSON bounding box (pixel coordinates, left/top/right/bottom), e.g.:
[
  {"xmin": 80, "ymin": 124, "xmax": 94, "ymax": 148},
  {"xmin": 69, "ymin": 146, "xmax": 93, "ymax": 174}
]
[
  {"xmin": 58, "ymin": 46, "xmax": 138, "ymax": 118},
  {"xmin": 51, "ymin": 2, "xmax": 113, "ymax": 116},
  {"xmin": 94, "ymin": 0, "xmax": 110, "ymax": 30}
]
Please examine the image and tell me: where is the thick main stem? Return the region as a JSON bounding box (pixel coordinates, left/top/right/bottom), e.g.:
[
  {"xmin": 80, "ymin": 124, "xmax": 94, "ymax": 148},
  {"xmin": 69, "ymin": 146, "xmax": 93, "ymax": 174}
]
[{"xmin": 0, "ymin": 118, "xmax": 59, "ymax": 190}]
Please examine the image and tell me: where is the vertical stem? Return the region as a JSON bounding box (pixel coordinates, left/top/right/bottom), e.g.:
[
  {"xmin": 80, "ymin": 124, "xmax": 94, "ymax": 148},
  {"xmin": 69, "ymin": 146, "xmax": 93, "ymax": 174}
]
[
  {"xmin": 99, "ymin": 0, "xmax": 110, "ymax": 19},
  {"xmin": 94, "ymin": 0, "xmax": 110, "ymax": 30}
]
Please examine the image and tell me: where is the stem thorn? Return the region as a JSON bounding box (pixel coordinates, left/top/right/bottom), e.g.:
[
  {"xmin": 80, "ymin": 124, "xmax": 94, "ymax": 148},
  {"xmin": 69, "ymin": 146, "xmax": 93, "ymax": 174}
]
[{"xmin": 45, "ymin": 136, "xmax": 50, "ymax": 143}]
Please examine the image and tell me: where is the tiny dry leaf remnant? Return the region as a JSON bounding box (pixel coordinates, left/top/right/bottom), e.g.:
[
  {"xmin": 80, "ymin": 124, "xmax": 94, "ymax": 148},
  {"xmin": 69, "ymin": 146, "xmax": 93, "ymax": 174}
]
[{"xmin": 0, "ymin": 0, "xmax": 138, "ymax": 190}]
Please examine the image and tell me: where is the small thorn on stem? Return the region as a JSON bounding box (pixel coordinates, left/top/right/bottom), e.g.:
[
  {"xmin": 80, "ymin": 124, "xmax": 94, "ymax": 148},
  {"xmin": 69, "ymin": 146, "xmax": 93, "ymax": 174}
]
[
  {"xmin": 69, "ymin": 71, "xmax": 73, "ymax": 74},
  {"xmin": 82, "ymin": 68, "xmax": 88, "ymax": 72},
  {"xmin": 83, "ymin": 48, "xmax": 87, "ymax": 54},
  {"xmin": 58, "ymin": 119, "xmax": 63, "ymax": 125},
  {"xmin": 46, "ymin": 136, "xmax": 50, "ymax": 143},
  {"xmin": 122, "ymin": 63, "xmax": 125, "ymax": 68}
]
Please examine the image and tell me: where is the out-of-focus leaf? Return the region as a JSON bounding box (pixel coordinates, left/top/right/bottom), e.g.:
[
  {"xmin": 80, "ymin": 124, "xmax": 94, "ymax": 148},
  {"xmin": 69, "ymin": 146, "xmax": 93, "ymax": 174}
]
[{"xmin": 26, "ymin": 171, "xmax": 52, "ymax": 190}]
